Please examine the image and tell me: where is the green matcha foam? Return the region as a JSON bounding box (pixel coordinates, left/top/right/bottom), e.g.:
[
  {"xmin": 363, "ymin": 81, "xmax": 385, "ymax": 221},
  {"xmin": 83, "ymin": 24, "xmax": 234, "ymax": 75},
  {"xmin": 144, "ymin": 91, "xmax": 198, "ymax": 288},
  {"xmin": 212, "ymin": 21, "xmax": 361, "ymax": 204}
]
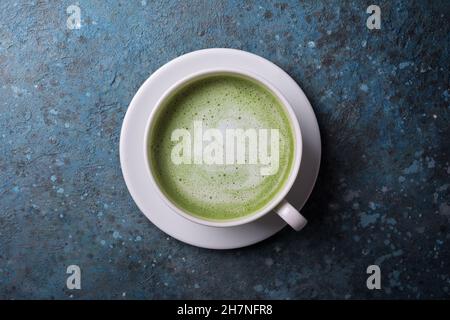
[{"xmin": 148, "ymin": 74, "xmax": 295, "ymax": 221}]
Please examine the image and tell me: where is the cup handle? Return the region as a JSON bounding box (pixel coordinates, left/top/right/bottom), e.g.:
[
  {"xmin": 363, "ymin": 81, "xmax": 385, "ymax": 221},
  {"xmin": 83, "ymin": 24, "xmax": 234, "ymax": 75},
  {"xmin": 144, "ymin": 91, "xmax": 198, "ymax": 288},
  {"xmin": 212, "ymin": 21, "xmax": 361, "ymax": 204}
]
[{"xmin": 274, "ymin": 199, "xmax": 307, "ymax": 231}]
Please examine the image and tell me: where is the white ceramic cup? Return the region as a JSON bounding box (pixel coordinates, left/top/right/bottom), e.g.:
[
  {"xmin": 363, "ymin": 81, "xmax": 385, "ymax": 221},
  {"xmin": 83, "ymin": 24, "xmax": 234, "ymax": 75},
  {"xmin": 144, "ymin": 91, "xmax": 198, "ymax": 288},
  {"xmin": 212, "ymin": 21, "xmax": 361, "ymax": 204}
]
[{"xmin": 144, "ymin": 68, "xmax": 307, "ymax": 231}]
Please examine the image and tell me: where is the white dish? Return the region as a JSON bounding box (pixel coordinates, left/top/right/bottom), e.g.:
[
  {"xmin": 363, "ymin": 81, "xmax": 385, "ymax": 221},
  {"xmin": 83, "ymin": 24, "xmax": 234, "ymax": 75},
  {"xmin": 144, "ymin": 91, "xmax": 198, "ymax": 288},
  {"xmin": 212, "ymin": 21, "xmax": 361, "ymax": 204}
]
[{"xmin": 120, "ymin": 48, "xmax": 321, "ymax": 249}]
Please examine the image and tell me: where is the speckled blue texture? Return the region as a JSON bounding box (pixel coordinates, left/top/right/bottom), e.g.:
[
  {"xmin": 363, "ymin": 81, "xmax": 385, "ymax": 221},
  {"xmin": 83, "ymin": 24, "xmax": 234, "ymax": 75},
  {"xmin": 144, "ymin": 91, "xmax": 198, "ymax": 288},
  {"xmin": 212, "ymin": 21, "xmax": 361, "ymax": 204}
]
[{"xmin": 0, "ymin": 0, "xmax": 449, "ymax": 299}]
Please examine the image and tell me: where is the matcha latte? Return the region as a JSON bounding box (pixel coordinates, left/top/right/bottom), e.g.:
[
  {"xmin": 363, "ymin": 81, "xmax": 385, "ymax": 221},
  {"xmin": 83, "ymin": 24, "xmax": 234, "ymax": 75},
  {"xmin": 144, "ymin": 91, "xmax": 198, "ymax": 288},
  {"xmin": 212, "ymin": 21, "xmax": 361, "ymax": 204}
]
[{"xmin": 147, "ymin": 74, "xmax": 296, "ymax": 221}]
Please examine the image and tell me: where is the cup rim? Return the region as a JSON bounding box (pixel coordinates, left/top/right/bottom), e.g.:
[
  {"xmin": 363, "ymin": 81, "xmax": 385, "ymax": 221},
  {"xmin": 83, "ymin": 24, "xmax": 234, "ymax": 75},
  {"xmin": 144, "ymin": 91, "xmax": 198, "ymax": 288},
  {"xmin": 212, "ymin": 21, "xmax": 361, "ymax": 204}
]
[{"xmin": 143, "ymin": 68, "xmax": 302, "ymax": 227}]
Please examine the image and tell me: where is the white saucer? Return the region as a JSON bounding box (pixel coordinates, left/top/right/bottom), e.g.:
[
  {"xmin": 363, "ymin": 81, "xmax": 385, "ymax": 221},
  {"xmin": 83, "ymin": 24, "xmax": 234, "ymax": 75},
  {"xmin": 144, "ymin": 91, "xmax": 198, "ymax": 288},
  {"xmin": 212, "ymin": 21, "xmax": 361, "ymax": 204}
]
[{"xmin": 120, "ymin": 49, "xmax": 321, "ymax": 249}]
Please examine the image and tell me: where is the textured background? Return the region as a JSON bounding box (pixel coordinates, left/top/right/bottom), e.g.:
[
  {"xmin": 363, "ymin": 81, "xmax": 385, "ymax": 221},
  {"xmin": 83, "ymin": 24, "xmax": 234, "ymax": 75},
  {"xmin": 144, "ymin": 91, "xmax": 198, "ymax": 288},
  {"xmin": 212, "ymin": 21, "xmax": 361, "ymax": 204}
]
[{"xmin": 0, "ymin": 0, "xmax": 449, "ymax": 299}]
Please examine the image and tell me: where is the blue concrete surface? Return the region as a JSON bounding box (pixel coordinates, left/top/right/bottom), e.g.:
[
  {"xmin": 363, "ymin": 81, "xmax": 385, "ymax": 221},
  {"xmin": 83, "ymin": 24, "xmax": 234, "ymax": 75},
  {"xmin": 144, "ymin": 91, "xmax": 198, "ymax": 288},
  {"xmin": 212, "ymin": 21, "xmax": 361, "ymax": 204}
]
[{"xmin": 0, "ymin": 0, "xmax": 449, "ymax": 299}]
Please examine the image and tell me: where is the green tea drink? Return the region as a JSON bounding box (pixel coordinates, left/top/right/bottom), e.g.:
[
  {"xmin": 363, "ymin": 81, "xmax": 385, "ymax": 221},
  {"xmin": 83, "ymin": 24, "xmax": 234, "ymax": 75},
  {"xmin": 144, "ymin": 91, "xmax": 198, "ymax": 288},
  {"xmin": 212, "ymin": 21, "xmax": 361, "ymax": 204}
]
[{"xmin": 148, "ymin": 74, "xmax": 295, "ymax": 221}]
